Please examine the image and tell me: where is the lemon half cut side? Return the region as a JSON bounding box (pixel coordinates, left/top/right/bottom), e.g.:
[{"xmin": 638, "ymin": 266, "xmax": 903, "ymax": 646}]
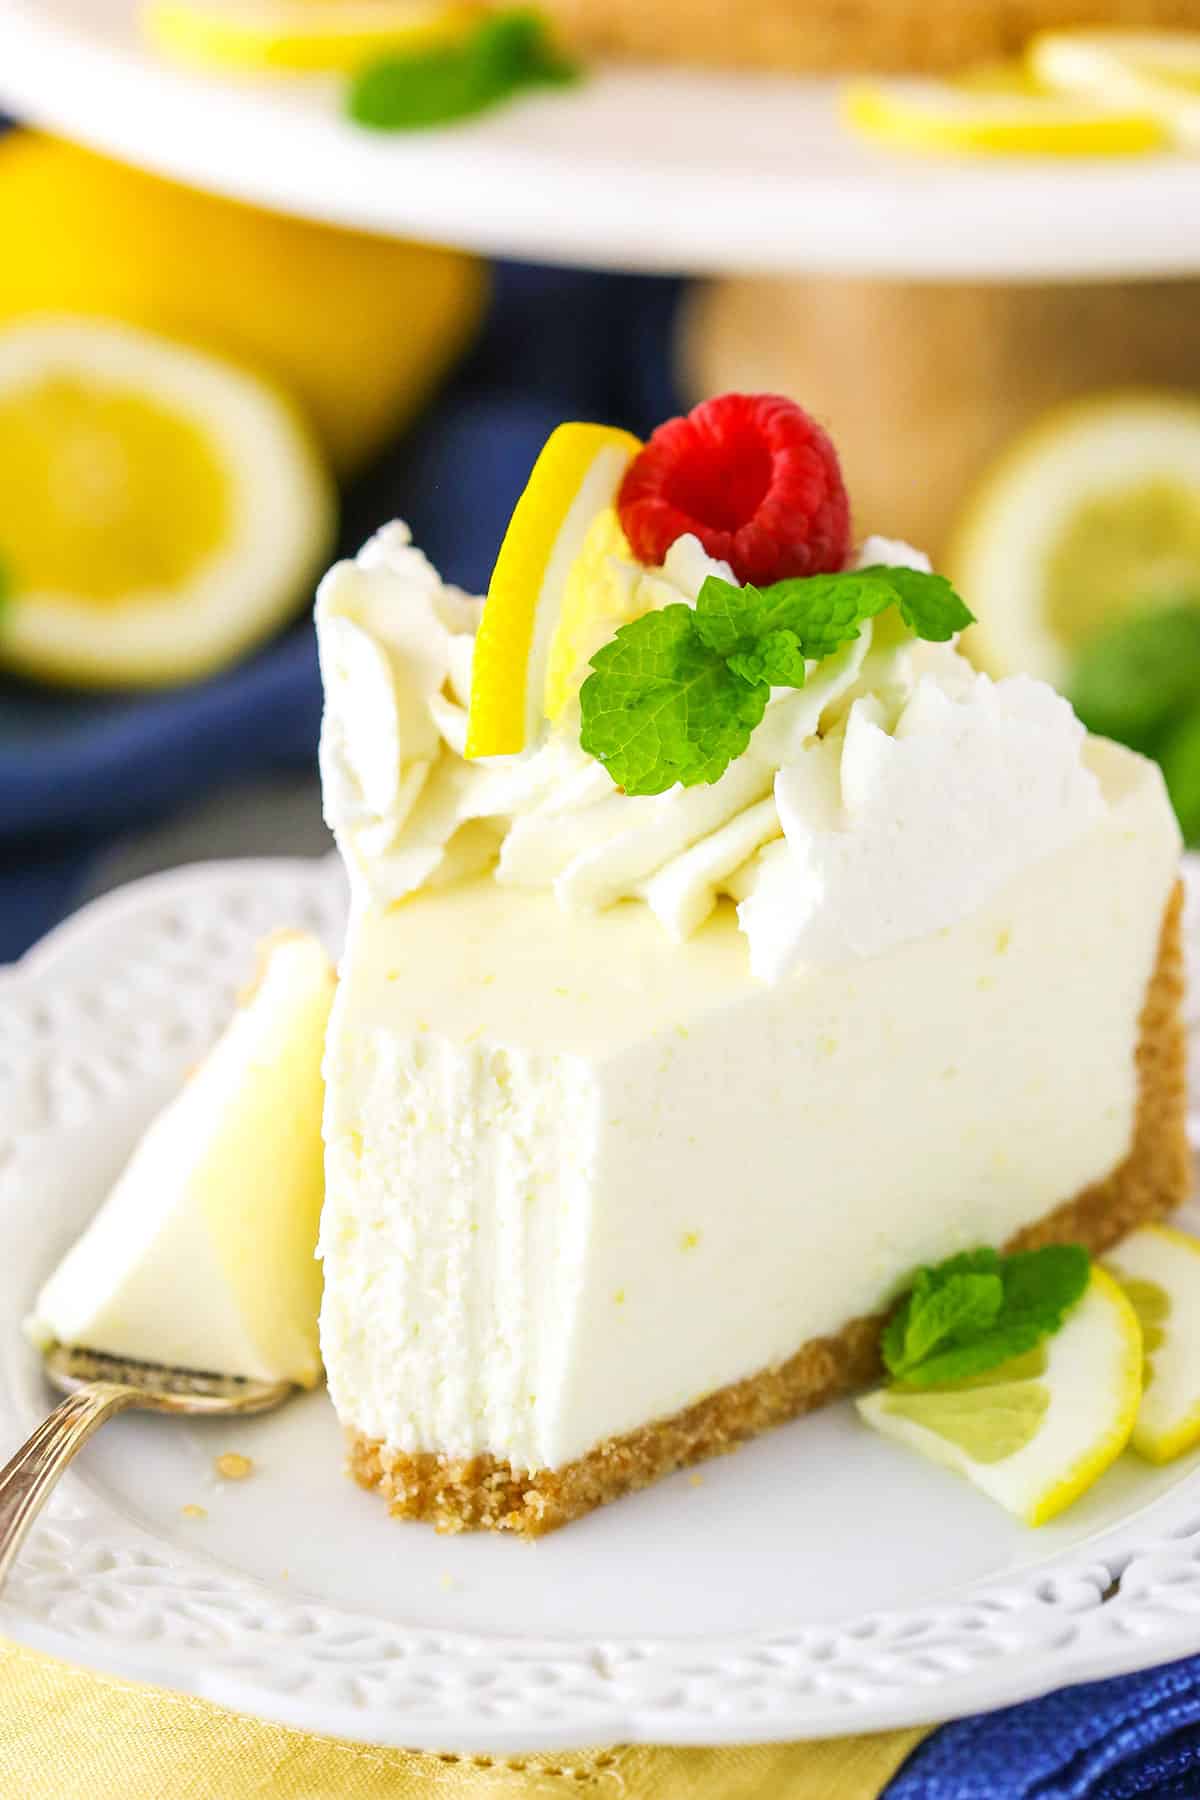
[
  {"xmin": 948, "ymin": 391, "xmax": 1200, "ymax": 689},
  {"xmin": 0, "ymin": 317, "xmax": 335, "ymax": 688}
]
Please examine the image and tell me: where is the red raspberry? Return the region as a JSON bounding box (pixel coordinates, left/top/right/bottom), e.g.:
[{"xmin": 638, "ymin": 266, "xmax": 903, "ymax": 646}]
[{"xmin": 618, "ymin": 393, "xmax": 851, "ymax": 588}]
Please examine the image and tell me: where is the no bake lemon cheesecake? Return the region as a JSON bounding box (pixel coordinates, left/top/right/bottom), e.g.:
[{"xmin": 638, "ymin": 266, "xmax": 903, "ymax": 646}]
[{"xmin": 316, "ymin": 393, "xmax": 1188, "ymax": 1536}]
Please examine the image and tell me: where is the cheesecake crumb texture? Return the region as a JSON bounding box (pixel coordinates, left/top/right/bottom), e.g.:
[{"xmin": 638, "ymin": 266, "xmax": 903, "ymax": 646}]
[
  {"xmin": 349, "ymin": 884, "xmax": 1189, "ymax": 1538},
  {"xmin": 539, "ymin": 0, "xmax": 1200, "ymax": 73}
]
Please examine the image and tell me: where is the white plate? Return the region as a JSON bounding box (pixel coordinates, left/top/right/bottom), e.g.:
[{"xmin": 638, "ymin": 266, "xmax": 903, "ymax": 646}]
[
  {"xmin": 4, "ymin": 854, "xmax": 1200, "ymax": 1751},
  {"xmin": 5, "ymin": 0, "xmax": 1200, "ymax": 277}
]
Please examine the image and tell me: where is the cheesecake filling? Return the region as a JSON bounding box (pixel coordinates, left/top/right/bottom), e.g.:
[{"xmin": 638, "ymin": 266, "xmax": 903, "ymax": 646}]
[
  {"xmin": 316, "ymin": 520, "xmax": 1180, "ymax": 1476},
  {"xmin": 320, "ymin": 740, "xmax": 1180, "ymax": 1471},
  {"xmin": 29, "ymin": 933, "xmax": 334, "ymax": 1387},
  {"xmin": 317, "ymin": 524, "xmax": 1105, "ymax": 984}
]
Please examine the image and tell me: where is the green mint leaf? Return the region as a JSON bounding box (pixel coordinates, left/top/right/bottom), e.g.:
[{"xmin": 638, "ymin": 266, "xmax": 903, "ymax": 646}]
[
  {"xmin": 883, "ymin": 1243, "xmax": 1090, "ymax": 1389},
  {"xmin": 858, "ymin": 565, "xmax": 975, "ymax": 641},
  {"xmin": 580, "ymin": 563, "xmax": 976, "ymax": 795},
  {"xmin": 349, "ymin": 9, "xmax": 579, "ymax": 132},
  {"xmin": 695, "ymin": 571, "xmax": 898, "ymax": 663},
  {"xmin": 727, "ymin": 629, "xmax": 808, "ymax": 689},
  {"xmin": 475, "ymin": 9, "xmax": 580, "ymax": 86},
  {"xmin": 579, "ymin": 605, "xmax": 767, "ymax": 796},
  {"xmin": 1069, "ymin": 603, "xmax": 1200, "ymax": 755},
  {"xmin": 883, "ymin": 1268, "xmax": 1005, "ymax": 1382}
]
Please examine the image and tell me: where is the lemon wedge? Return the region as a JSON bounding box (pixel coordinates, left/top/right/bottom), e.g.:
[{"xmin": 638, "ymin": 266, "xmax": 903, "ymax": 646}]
[
  {"xmin": 465, "ymin": 422, "xmax": 642, "ymax": 759},
  {"xmin": 948, "ymin": 392, "xmax": 1200, "ymax": 689},
  {"xmin": 1032, "ymin": 30, "xmax": 1200, "ymax": 147},
  {"xmin": 858, "ymin": 1268, "xmax": 1141, "ymax": 1525},
  {"xmin": 843, "ymin": 72, "xmax": 1164, "ymax": 156},
  {"xmin": 1108, "ymin": 1225, "xmax": 1200, "ymax": 1464},
  {"xmin": 0, "ymin": 317, "xmax": 335, "ymax": 688},
  {"xmin": 143, "ymin": 0, "xmax": 480, "ymax": 72}
]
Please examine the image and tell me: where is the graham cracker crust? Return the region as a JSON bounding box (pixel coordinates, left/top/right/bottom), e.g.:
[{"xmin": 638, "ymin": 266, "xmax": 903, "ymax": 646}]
[
  {"xmin": 538, "ymin": 0, "xmax": 1200, "ymax": 74},
  {"xmin": 350, "ymin": 883, "xmax": 1190, "ymax": 1537}
]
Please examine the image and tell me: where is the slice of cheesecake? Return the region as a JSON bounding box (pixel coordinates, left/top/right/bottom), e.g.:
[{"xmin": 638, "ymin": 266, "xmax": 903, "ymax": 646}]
[
  {"xmin": 315, "ymin": 399, "xmax": 1188, "ymax": 1535},
  {"xmin": 29, "ymin": 932, "xmax": 335, "ymax": 1387}
]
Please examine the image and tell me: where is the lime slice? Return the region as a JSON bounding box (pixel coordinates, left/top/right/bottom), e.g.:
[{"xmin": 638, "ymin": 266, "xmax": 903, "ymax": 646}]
[
  {"xmin": 465, "ymin": 422, "xmax": 642, "ymax": 758},
  {"xmin": 843, "ymin": 73, "xmax": 1163, "ymax": 156},
  {"xmin": 144, "ymin": 0, "xmax": 480, "ymax": 72},
  {"xmin": 1108, "ymin": 1225, "xmax": 1200, "ymax": 1463},
  {"xmin": 0, "ymin": 317, "xmax": 335, "ymax": 688},
  {"xmin": 948, "ymin": 392, "xmax": 1200, "ymax": 688},
  {"xmin": 1032, "ymin": 30, "xmax": 1200, "ymax": 147},
  {"xmin": 858, "ymin": 1267, "xmax": 1142, "ymax": 1525}
]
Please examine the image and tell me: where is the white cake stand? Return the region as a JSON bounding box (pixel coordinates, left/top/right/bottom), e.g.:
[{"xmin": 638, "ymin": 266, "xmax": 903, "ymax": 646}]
[{"xmin": 4, "ymin": 0, "xmax": 1200, "ymax": 277}]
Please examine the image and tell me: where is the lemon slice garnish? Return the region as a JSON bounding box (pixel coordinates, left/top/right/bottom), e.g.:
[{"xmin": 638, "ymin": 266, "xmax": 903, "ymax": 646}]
[
  {"xmin": 1032, "ymin": 30, "xmax": 1200, "ymax": 147},
  {"xmin": 858, "ymin": 1267, "xmax": 1142, "ymax": 1525},
  {"xmin": 0, "ymin": 317, "xmax": 335, "ymax": 688},
  {"xmin": 843, "ymin": 72, "xmax": 1164, "ymax": 156},
  {"xmin": 143, "ymin": 0, "xmax": 481, "ymax": 71},
  {"xmin": 947, "ymin": 391, "xmax": 1200, "ymax": 689},
  {"xmin": 465, "ymin": 422, "xmax": 642, "ymax": 759},
  {"xmin": 1108, "ymin": 1225, "xmax": 1200, "ymax": 1464},
  {"xmin": 543, "ymin": 506, "xmax": 640, "ymax": 724}
]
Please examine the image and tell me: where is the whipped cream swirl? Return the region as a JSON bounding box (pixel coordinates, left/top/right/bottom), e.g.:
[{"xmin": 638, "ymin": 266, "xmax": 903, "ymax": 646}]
[{"xmin": 317, "ymin": 523, "xmax": 1105, "ymax": 981}]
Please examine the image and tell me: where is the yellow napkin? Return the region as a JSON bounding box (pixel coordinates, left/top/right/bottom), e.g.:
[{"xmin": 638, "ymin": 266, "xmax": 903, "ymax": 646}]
[{"xmin": 0, "ymin": 1640, "xmax": 929, "ymax": 1798}]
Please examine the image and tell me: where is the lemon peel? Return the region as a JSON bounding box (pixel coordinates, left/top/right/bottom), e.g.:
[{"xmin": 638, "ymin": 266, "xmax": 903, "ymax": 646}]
[
  {"xmin": 1108, "ymin": 1224, "xmax": 1200, "ymax": 1464},
  {"xmin": 144, "ymin": 0, "xmax": 481, "ymax": 72},
  {"xmin": 465, "ymin": 422, "xmax": 641, "ymax": 759},
  {"xmin": 859, "ymin": 1266, "xmax": 1141, "ymax": 1525},
  {"xmin": 843, "ymin": 74, "xmax": 1164, "ymax": 156}
]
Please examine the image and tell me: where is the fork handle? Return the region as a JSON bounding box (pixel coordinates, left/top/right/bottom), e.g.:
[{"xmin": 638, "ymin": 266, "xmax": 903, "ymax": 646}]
[{"xmin": 0, "ymin": 1383, "xmax": 139, "ymax": 1591}]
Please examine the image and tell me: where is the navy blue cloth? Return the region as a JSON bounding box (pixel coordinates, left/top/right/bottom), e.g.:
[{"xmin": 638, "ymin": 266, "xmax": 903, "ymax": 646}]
[
  {"xmin": 887, "ymin": 1654, "xmax": 1200, "ymax": 1798},
  {"xmin": 0, "ymin": 261, "xmax": 684, "ymax": 961}
]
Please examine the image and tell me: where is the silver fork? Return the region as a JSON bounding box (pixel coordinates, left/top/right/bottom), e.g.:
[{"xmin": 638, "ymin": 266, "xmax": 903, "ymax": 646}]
[{"xmin": 0, "ymin": 1345, "xmax": 293, "ymax": 1590}]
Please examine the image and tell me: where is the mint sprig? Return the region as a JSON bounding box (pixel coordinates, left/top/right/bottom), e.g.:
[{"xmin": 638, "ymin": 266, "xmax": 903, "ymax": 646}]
[
  {"xmin": 579, "ymin": 565, "xmax": 974, "ymax": 797},
  {"xmin": 349, "ymin": 10, "xmax": 579, "ymax": 133},
  {"xmin": 882, "ymin": 1245, "xmax": 1090, "ymax": 1389}
]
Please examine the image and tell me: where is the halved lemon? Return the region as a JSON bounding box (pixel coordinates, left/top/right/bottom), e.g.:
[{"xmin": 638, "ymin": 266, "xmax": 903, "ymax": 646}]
[
  {"xmin": 858, "ymin": 1267, "xmax": 1141, "ymax": 1525},
  {"xmin": 0, "ymin": 317, "xmax": 335, "ymax": 688},
  {"xmin": 465, "ymin": 422, "xmax": 642, "ymax": 759},
  {"xmin": 843, "ymin": 73, "xmax": 1163, "ymax": 156},
  {"xmin": 948, "ymin": 392, "xmax": 1200, "ymax": 689},
  {"xmin": 1032, "ymin": 30, "xmax": 1200, "ymax": 147},
  {"xmin": 1108, "ymin": 1224, "xmax": 1200, "ymax": 1464},
  {"xmin": 143, "ymin": 0, "xmax": 480, "ymax": 72}
]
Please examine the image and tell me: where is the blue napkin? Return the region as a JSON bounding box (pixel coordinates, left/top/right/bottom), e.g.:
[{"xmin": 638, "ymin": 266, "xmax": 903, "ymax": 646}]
[
  {"xmin": 0, "ymin": 260, "xmax": 683, "ymax": 961},
  {"xmin": 888, "ymin": 1653, "xmax": 1200, "ymax": 1797}
]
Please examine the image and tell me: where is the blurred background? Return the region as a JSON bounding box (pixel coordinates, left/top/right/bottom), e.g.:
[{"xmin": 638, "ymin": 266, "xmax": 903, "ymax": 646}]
[{"xmin": 4, "ymin": 0, "xmax": 1200, "ymax": 963}]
